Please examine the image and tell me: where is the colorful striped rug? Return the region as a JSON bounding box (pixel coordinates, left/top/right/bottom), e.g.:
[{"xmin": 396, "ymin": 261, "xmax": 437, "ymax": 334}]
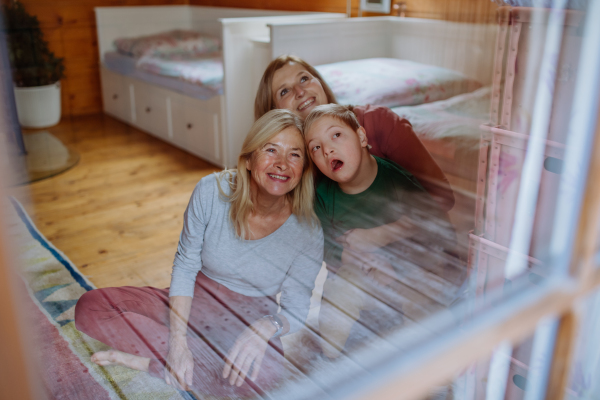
[{"xmin": 7, "ymin": 198, "xmax": 198, "ymax": 400}]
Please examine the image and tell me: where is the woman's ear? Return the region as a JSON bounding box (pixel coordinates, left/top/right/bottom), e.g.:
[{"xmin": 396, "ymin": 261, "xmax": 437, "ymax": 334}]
[
  {"xmin": 245, "ymin": 155, "xmax": 252, "ymax": 171},
  {"xmin": 357, "ymin": 126, "xmax": 369, "ymax": 148}
]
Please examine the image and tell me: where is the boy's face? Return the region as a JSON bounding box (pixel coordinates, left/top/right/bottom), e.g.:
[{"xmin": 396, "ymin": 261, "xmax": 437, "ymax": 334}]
[{"xmin": 305, "ymin": 116, "xmax": 368, "ymax": 184}]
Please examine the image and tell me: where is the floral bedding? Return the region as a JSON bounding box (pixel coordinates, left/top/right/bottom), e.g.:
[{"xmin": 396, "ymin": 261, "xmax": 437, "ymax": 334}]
[
  {"xmin": 315, "ymin": 58, "xmax": 482, "ymax": 109},
  {"xmin": 136, "ymin": 53, "xmax": 224, "ymax": 91},
  {"xmin": 112, "ymin": 30, "xmax": 224, "ymax": 89},
  {"xmin": 114, "ymin": 30, "xmax": 221, "ymax": 58},
  {"xmin": 391, "ymin": 86, "xmax": 491, "ymax": 149}
]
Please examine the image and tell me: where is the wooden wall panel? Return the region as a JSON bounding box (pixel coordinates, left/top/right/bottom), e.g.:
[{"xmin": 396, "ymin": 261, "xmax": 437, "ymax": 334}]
[
  {"xmin": 189, "ymin": 0, "xmax": 361, "ymax": 16},
  {"xmin": 188, "ymin": 0, "xmax": 498, "ymax": 22},
  {"xmin": 402, "ymin": 0, "xmax": 498, "ymax": 23},
  {"xmin": 9, "ymin": 0, "xmax": 188, "ymax": 117}
]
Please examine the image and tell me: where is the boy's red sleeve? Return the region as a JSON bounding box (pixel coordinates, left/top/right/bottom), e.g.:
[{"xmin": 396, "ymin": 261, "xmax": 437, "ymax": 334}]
[{"xmin": 355, "ymin": 105, "xmax": 455, "ymax": 212}]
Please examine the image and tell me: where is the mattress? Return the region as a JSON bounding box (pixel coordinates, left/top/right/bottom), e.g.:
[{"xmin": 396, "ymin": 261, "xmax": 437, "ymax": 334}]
[
  {"xmin": 392, "ymin": 86, "xmax": 491, "ymax": 149},
  {"xmin": 315, "ymin": 58, "xmax": 482, "ymax": 109},
  {"xmin": 391, "ymin": 86, "xmax": 492, "ymax": 186},
  {"xmin": 103, "ymin": 51, "xmax": 223, "ymax": 100}
]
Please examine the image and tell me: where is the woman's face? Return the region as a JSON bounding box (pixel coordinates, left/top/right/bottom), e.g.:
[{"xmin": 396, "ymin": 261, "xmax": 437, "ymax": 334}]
[
  {"xmin": 272, "ymin": 62, "xmax": 328, "ymax": 120},
  {"xmin": 246, "ymin": 127, "xmax": 306, "ymax": 199}
]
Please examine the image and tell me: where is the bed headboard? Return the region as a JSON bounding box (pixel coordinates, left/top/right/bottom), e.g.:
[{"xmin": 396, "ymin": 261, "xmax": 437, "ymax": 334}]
[
  {"xmin": 189, "ymin": 7, "xmax": 315, "ymax": 43},
  {"xmin": 269, "ymin": 17, "xmax": 497, "ymax": 85},
  {"xmin": 96, "ymin": 6, "xmax": 189, "ymax": 62},
  {"xmin": 94, "ymin": 6, "xmax": 315, "ymax": 62},
  {"xmin": 269, "ymin": 17, "xmax": 392, "ymax": 67},
  {"xmin": 220, "ymin": 14, "xmax": 346, "ymax": 167},
  {"xmin": 389, "ymin": 18, "xmax": 496, "ymax": 86}
]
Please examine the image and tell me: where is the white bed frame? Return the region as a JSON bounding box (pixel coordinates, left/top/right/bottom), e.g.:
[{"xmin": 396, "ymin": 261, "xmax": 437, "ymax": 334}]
[
  {"xmin": 95, "ymin": 6, "xmax": 344, "ymax": 168},
  {"xmin": 267, "ymin": 16, "xmax": 496, "ymax": 87}
]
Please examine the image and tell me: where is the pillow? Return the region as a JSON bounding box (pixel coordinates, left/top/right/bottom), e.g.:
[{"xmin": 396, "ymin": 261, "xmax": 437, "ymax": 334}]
[
  {"xmin": 137, "ymin": 54, "xmax": 224, "ymax": 90},
  {"xmin": 114, "ymin": 30, "xmax": 221, "ymax": 58},
  {"xmin": 392, "ymin": 86, "xmax": 491, "ymax": 148},
  {"xmin": 315, "ymin": 58, "xmax": 482, "ymax": 108}
]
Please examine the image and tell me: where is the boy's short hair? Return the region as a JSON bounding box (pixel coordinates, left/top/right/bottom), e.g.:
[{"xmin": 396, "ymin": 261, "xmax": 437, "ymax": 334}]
[{"xmin": 303, "ymin": 104, "xmax": 361, "ymax": 137}]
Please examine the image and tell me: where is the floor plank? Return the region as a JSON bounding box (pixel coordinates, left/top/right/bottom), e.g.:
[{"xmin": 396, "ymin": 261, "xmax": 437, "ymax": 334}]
[{"xmin": 10, "ymin": 114, "xmax": 220, "ymax": 289}]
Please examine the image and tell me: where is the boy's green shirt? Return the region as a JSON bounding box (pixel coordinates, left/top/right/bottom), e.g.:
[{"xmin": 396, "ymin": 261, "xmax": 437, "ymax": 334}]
[{"xmin": 315, "ymin": 156, "xmax": 428, "ymax": 272}]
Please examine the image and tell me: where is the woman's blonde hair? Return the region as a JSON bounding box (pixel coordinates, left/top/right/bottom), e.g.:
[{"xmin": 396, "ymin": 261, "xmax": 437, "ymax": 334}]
[
  {"xmin": 217, "ymin": 109, "xmax": 317, "ymax": 239},
  {"xmin": 254, "ymin": 54, "xmax": 338, "ymax": 121}
]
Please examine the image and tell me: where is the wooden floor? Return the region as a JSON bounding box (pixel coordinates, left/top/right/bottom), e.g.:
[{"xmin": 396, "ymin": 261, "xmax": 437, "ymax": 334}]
[
  {"xmin": 6, "ymin": 113, "xmax": 467, "ymax": 398},
  {"xmin": 10, "ymin": 114, "xmax": 220, "ymax": 290}
]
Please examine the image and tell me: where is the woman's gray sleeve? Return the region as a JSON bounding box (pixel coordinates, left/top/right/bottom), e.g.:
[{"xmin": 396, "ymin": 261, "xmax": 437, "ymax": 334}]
[
  {"xmin": 169, "ymin": 179, "xmax": 211, "ymax": 298},
  {"xmin": 278, "ymin": 226, "xmax": 325, "ymax": 334}
]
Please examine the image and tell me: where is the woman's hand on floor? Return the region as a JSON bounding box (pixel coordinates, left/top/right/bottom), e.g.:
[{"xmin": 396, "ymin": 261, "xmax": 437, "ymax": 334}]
[
  {"xmin": 222, "ymin": 319, "xmax": 277, "ymax": 386},
  {"xmin": 164, "ymin": 337, "xmax": 194, "ymax": 390},
  {"xmin": 341, "ymin": 249, "xmax": 397, "ymax": 286},
  {"xmin": 166, "ymin": 296, "xmax": 194, "ymax": 390},
  {"xmin": 336, "ymin": 227, "xmax": 386, "ymax": 253},
  {"xmin": 336, "ymin": 216, "xmax": 415, "ymax": 253},
  {"xmin": 364, "ymin": 254, "xmax": 397, "ymax": 286}
]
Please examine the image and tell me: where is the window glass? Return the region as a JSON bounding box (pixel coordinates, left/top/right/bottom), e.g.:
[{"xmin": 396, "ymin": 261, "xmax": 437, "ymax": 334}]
[
  {"xmin": 567, "ymin": 287, "xmax": 600, "ymax": 399},
  {"xmin": 1, "ymin": 1, "xmax": 598, "ymax": 399}
]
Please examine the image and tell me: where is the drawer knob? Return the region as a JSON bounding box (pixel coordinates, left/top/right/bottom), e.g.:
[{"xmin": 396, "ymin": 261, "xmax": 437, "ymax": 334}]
[
  {"xmin": 145, "ymin": 107, "xmax": 151, "ymax": 113},
  {"xmin": 112, "ymin": 94, "xmax": 118, "ymax": 100},
  {"xmin": 187, "ymin": 123, "xmax": 193, "ymax": 129}
]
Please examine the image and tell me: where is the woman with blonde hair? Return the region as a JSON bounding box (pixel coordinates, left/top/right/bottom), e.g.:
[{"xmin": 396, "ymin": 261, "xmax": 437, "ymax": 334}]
[
  {"xmin": 255, "ymin": 54, "xmax": 455, "ymax": 212},
  {"xmin": 75, "ymin": 109, "xmax": 323, "ymax": 397}
]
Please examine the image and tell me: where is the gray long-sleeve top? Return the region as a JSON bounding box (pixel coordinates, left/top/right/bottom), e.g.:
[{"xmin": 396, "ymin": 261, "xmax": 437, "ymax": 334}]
[{"xmin": 170, "ymin": 173, "xmax": 324, "ymax": 334}]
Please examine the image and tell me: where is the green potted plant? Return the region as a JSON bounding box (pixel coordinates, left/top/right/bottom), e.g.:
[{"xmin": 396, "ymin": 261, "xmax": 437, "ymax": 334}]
[{"xmin": 3, "ymin": 0, "xmax": 65, "ymax": 128}]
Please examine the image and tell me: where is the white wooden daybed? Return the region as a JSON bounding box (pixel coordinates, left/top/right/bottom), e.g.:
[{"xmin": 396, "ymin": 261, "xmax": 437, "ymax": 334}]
[{"xmin": 95, "ymin": 6, "xmax": 344, "ymax": 168}]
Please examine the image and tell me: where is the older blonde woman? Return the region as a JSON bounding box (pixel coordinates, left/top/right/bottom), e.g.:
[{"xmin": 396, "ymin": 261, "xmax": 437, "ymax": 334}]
[{"xmin": 74, "ymin": 109, "xmax": 323, "ymax": 397}]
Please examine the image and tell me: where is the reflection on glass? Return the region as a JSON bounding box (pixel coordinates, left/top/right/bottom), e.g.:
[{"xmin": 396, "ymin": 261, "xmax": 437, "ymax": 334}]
[
  {"xmin": 1, "ymin": 0, "xmax": 598, "ymax": 399},
  {"xmin": 567, "ymin": 287, "xmax": 600, "ymax": 399}
]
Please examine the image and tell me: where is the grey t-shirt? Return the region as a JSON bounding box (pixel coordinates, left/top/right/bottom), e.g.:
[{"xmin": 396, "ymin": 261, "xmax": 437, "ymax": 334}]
[{"xmin": 170, "ymin": 172, "xmax": 324, "ymax": 333}]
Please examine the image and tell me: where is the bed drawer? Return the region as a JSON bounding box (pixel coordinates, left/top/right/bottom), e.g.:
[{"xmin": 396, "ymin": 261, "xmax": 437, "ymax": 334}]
[
  {"xmin": 132, "ymin": 81, "xmax": 170, "ymax": 141},
  {"xmin": 100, "ymin": 68, "xmax": 132, "ymax": 123},
  {"xmin": 173, "ymin": 95, "xmax": 222, "ymax": 166}
]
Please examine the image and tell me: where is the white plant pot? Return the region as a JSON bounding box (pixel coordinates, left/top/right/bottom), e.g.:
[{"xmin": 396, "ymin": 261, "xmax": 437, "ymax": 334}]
[{"xmin": 13, "ymin": 81, "xmax": 62, "ymax": 128}]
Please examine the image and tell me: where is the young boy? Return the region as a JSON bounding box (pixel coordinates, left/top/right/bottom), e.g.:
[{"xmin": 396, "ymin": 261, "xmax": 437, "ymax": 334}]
[{"xmin": 303, "ymin": 104, "xmax": 456, "ymax": 359}]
